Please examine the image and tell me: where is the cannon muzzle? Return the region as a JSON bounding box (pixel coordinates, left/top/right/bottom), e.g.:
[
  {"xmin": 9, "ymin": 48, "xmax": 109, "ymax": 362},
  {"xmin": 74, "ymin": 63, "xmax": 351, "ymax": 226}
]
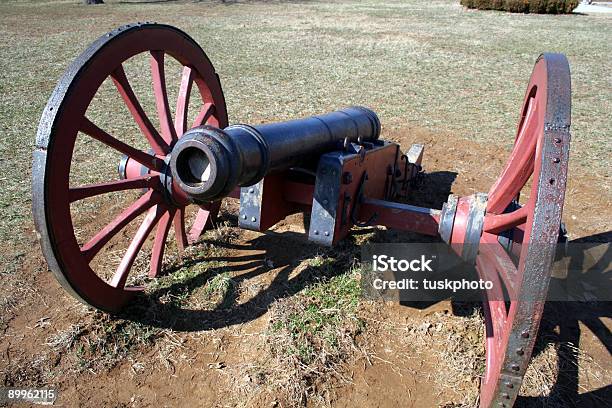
[{"xmin": 170, "ymin": 106, "xmax": 380, "ymax": 202}]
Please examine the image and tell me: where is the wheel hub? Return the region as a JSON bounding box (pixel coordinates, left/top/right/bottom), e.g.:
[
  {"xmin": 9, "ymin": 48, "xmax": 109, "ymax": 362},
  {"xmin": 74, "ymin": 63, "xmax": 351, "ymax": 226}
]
[{"xmin": 438, "ymin": 192, "xmax": 488, "ymax": 263}]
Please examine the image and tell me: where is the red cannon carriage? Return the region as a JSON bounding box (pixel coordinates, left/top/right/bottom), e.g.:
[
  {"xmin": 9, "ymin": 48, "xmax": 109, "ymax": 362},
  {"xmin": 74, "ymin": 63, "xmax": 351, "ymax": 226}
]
[{"xmin": 33, "ymin": 23, "xmax": 571, "ymax": 407}]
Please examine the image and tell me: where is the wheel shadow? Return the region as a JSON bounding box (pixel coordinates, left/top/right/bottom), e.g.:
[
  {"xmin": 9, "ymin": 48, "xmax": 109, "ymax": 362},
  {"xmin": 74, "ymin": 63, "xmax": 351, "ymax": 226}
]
[
  {"xmin": 121, "ymin": 228, "xmax": 356, "ymax": 331},
  {"xmin": 448, "ymin": 231, "xmax": 611, "ymax": 406},
  {"xmin": 514, "ymin": 301, "xmax": 611, "ymax": 407},
  {"xmin": 514, "ymin": 231, "xmax": 611, "ymax": 407}
]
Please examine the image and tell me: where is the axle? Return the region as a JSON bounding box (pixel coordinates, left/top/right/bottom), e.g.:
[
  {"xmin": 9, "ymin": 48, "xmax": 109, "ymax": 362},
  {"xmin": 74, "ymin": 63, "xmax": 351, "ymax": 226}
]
[{"xmin": 169, "ymin": 106, "xmax": 380, "ymax": 202}]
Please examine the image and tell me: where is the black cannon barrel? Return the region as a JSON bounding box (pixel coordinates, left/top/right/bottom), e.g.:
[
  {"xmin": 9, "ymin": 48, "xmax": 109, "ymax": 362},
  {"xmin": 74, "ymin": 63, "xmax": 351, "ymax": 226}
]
[{"xmin": 169, "ymin": 106, "xmax": 380, "ymax": 202}]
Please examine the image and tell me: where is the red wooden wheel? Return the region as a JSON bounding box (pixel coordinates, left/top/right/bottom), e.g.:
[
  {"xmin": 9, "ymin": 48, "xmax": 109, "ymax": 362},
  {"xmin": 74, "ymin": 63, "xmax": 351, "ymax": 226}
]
[
  {"xmin": 33, "ymin": 23, "xmax": 227, "ymax": 313},
  {"xmin": 476, "ymin": 54, "xmax": 571, "ymax": 407}
]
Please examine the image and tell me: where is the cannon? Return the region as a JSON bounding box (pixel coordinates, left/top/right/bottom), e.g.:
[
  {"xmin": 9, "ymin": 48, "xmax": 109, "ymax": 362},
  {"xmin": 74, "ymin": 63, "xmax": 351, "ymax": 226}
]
[{"xmin": 32, "ymin": 23, "xmax": 571, "ymax": 408}]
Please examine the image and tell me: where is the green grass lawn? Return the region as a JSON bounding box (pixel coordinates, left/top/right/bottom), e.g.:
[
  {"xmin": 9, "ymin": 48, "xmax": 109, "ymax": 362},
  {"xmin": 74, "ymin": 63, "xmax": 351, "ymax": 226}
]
[{"xmin": 0, "ymin": 0, "xmax": 610, "ymax": 264}]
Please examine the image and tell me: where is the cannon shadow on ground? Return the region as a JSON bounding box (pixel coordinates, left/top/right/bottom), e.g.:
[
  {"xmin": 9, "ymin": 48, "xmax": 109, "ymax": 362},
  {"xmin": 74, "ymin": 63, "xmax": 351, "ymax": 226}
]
[
  {"xmin": 121, "ymin": 170, "xmax": 458, "ymax": 331},
  {"xmin": 122, "ymin": 228, "xmax": 353, "ymax": 331}
]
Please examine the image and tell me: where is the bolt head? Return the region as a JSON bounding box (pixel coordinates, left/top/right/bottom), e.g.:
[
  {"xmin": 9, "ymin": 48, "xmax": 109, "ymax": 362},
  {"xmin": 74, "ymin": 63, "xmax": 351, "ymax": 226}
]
[
  {"xmin": 324, "ymin": 231, "xmax": 330, "ymax": 236},
  {"xmin": 248, "ymin": 188, "xmax": 255, "ymax": 194},
  {"xmin": 251, "ymin": 216, "xmax": 256, "ymax": 222},
  {"xmin": 516, "ymin": 348, "xmax": 524, "ymax": 356},
  {"xmin": 242, "ymin": 214, "xmax": 247, "ymax": 220},
  {"xmin": 521, "ymin": 331, "xmax": 530, "ymax": 339},
  {"xmin": 511, "ymin": 364, "xmax": 520, "ymax": 371}
]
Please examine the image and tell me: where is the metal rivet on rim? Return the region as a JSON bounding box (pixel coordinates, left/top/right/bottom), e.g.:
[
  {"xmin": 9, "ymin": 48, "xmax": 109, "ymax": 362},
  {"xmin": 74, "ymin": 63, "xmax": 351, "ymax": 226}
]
[
  {"xmin": 248, "ymin": 188, "xmax": 254, "ymax": 194},
  {"xmin": 521, "ymin": 331, "xmax": 530, "ymax": 338},
  {"xmin": 251, "ymin": 217, "xmax": 256, "ymax": 222},
  {"xmin": 241, "ymin": 214, "xmax": 247, "ymax": 220},
  {"xmin": 516, "ymin": 348, "xmax": 524, "ymax": 355},
  {"xmin": 511, "ymin": 364, "xmax": 520, "ymax": 371},
  {"xmin": 505, "ymin": 382, "xmax": 514, "ymax": 389},
  {"xmin": 324, "ymin": 231, "xmax": 330, "ymax": 236},
  {"xmin": 502, "ymin": 393, "xmax": 510, "ymax": 399},
  {"xmin": 552, "ymin": 157, "xmax": 560, "ymax": 163},
  {"xmin": 313, "ymin": 230, "xmax": 319, "ymax": 235},
  {"xmin": 554, "ymin": 137, "xmax": 562, "ymax": 144}
]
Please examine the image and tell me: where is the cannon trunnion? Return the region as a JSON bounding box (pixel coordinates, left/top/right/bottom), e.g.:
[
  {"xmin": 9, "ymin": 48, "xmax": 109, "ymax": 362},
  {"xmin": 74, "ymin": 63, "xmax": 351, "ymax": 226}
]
[{"xmin": 33, "ymin": 23, "xmax": 571, "ymax": 408}]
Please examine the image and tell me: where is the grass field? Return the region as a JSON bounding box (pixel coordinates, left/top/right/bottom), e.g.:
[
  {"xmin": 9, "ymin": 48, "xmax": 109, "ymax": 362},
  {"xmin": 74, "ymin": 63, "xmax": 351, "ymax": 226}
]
[{"xmin": 0, "ymin": 1, "xmax": 610, "ymax": 406}]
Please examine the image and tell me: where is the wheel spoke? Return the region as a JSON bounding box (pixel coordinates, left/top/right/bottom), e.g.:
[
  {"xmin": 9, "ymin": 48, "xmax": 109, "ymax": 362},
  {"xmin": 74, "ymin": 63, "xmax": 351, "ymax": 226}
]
[
  {"xmin": 111, "ymin": 204, "xmax": 166, "ymax": 288},
  {"xmin": 150, "ymin": 51, "xmax": 178, "ymax": 145},
  {"xmin": 476, "ymin": 253, "xmax": 509, "ymax": 386},
  {"xmin": 175, "ymin": 66, "xmax": 195, "ymax": 136},
  {"xmin": 487, "ymin": 96, "xmax": 540, "ymax": 213},
  {"xmin": 480, "ymin": 232, "xmax": 520, "ymax": 300},
  {"xmin": 481, "ymin": 297, "xmax": 508, "ymax": 382},
  {"xmin": 483, "ymin": 205, "xmax": 528, "ymax": 234},
  {"xmin": 110, "ymin": 65, "xmax": 169, "ymax": 154},
  {"xmin": 188, "ymin": 202, "xmax": 221, "ymax": 244},
  {"xmin": 149, "ymin": 208, "xmax": 176, "ymax": 278},
  {"xmin": 81, "ymin": 190, "xmax": 162, "ymax": 262},
  {"xmin": 69, "ymin": 174, "xmax": 160, "ymax": 203},
  {"xmin": 80, "ymin": 117, "xmax": 164, "ymax": 172},
  {"xmin": 194, "ymin": 102, "xmax": 215, "ymax": 127},
  {"xmin": 173, "ymin": 207, "xmax": 188, "ymax": 253}
]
